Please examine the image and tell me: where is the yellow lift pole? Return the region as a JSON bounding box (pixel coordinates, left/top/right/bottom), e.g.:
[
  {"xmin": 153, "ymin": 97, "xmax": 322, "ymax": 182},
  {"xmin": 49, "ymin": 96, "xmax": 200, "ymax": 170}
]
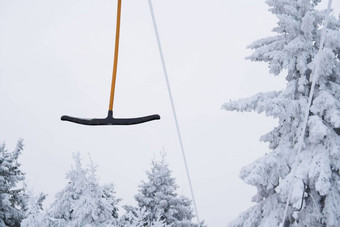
[{"xmin": 109, "ymin": 0, "xmax": 122, "ymax": 112}]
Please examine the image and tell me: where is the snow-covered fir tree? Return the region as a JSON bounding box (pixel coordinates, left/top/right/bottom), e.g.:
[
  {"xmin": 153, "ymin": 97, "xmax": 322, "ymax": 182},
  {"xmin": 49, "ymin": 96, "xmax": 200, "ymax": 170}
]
[
  {"xmin": 118, "ymin": 207, "xmax": 165, "ymax": 227},
  {"xmin": 0, "ymin": 139, "xmax": 27, "ymax": 226},
  {"xmin": 223, "ymin": 0, "xmax": 340, "ymax": 226},
  {"xmin": 46, "ymin": 153, "xmax": 120, "ymax": 227},
  {"xmin": 131, "ymin": 154, "xmax": 197, "ymax": 226},
  {"xmin": 21, "ymin": 187, "xmax": 46, "ymax": 227}
]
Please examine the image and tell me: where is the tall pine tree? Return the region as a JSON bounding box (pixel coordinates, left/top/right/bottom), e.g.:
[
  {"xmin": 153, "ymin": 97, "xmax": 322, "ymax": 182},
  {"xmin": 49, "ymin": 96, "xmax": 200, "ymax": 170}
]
[
  {"xmin": 223, "ymin": 0, "xmax": 340, "ymax": 226},
  {"xmin": 133, "ymin": 155, "xmax": 197, "ymax": 226},
  {"xmin": 0, "ymin": 140, "xmax": 26, "ymax": 226}
]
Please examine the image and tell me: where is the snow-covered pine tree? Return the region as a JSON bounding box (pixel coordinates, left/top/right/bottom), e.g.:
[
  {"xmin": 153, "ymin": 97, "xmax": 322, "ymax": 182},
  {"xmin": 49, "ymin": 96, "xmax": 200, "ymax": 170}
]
[
  {"xmin": 118, "ymin": 207, "xmax": 166, "ymax": 227},
  {"xmin": 21, "ymin": 188, "xmax": 46, "ymax": 227},
  {"xmin": 0, "ymin": 139, "xmax": 26, "ymax": 226},
  {"xmin": 223, "ymin": 0, "xmax": 340, "ymax": 226},
  {"xmin": 47, "ymin": 153, "xmax": 119, "ymax": 227},
  {"xmin": 133, "ymin": 154, "xmax": 197, "ymax": 227}
]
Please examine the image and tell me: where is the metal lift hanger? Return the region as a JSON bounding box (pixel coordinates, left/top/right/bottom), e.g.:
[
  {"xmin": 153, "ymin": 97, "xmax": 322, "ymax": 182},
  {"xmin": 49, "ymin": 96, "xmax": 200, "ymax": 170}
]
[{"xmin": 61, "ymin": 0, "xmax": 160, "ymax": 126}]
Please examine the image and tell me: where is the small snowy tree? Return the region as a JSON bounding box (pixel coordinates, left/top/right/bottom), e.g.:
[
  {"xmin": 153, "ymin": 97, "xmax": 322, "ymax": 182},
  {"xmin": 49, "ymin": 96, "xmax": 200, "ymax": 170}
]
[
  {"xmin": 118, "ymin": 207, "xmax": 166, "ymax": 227},
  {"xmin": 21, "ymin": 188, "xmax": 46, "ymax": 227},
  {"xmin": 0, "ymin": 139, "xmax": 26, "ymax": 226},
  {"xmin": 47, "ymin": 153, "xmax": 119, "ymax": 226},
  {"xmin": 133, "ymin": 154, "xmax": 197, "ymax": 226},
  {"xmin": 223, "ymin": 0, "xmax": 340, "ymax": 226}
]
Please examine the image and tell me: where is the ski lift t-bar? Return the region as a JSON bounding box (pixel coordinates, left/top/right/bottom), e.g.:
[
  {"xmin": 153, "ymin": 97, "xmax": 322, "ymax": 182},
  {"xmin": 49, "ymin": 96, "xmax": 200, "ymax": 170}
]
[{"xmin": 61, "ymin": 0, "xmax": 160, "ymax": 126}]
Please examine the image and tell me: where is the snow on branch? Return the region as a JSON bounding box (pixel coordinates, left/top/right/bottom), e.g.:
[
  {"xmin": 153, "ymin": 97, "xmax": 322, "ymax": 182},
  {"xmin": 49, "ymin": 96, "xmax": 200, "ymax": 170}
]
[{"xmin": 222, "ymin": 91, "xmax": 280, "ymax": 113}]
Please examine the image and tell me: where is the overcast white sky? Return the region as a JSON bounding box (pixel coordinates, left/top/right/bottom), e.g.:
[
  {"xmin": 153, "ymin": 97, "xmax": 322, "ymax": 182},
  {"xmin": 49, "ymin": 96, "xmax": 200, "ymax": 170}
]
[{"xmin": 1, "ymin": 0, "xmax": 339, "ymax": 226}]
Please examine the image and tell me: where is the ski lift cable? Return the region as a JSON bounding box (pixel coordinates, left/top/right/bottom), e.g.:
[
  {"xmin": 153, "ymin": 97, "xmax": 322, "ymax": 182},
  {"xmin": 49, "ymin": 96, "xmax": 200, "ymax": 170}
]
[
  {"xmin": 281, "ymin": 0, "xmax": 333, "ymax": 225},
  {"xmin": 147, "ymin": 0, "xmax": 201, "ymax": 224}
]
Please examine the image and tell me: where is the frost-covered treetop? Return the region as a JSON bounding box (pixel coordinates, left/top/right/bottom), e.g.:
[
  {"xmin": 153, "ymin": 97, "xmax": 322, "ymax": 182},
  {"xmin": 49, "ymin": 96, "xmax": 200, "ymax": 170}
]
[
  {"xmin": 0, "ymin": 139, "xmax": 26, "ymax": 226},
  {"xmin": 248, "ymin": 0, "xmax": 339, "ymax": 80},
  {"xmin": 47, "ymin": 153, "xmax": 119, "ymax": 226},
  {"xmin": 134, "ymin": 155, "xmax": 196, "ymax": 226}
]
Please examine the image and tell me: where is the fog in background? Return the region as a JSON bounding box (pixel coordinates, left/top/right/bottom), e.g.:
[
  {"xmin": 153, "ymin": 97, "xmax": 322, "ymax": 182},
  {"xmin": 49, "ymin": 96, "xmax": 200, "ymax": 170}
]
[{"xmin": 1, "ymin": 0, "xmax": 339, "ymax": 226}]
